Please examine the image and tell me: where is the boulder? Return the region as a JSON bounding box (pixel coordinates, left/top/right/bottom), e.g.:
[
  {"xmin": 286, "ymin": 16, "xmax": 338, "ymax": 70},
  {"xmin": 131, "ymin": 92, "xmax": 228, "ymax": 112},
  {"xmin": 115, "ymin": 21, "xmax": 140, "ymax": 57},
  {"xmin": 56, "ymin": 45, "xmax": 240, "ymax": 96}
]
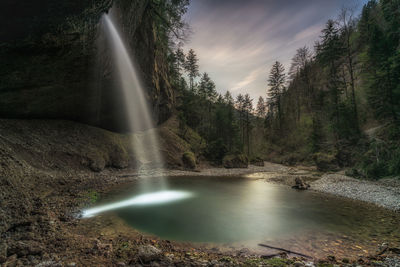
[
  {"xmin": 182, "ymin": 151, "xmax": 196, "ymax": 169},
  {"xmin": 292, "ymin": 177, "xmax": 310, "ymax": 190},
  {"xmin": 223, "ymin": 154, "xmax": 248, "ymax": 169},
  {"xmin": 137, "ymin": 245, "xmax": 162, "ymax": 263},
  {"xmin": 250, "ymin": 157, "xmax": 264, "ymax": 166},
  {"xmin": 88, "ymin": 157, "xmax": 106, "ymax": 172}
]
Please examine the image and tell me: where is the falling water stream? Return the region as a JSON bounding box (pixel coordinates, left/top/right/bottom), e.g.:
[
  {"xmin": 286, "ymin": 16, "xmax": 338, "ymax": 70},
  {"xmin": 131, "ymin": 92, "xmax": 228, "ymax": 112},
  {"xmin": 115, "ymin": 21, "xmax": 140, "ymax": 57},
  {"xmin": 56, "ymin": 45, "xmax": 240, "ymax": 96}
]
[
  {"xmin": 102, "ymin": 14, "xmax": 163, "ymax": 170},
  {"xmin": 83, "ymin": 13, "xmax": 193, "ymax": 215}
]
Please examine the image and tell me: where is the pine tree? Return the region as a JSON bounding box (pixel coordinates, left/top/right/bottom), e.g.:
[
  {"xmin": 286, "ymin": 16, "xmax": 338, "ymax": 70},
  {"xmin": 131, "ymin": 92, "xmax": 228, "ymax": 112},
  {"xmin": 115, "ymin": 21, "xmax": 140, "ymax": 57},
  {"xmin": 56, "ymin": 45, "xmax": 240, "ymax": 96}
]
[
  {"xmin": 359, "ymin": 0, "xmax": 399, "ymax": 123},
  {"xmin": 317, "ymin": 19, "xmax": 345, "ymax": 141},
  {"xmin": 236, "ymin": 94, "xmax": 245, "ymax": 147},
  {"xmin": 185, "ymin": 49, "xmax": 200, "ymax": 91},
  {"xmin": 198, "ymin": 72, "xmax": 217, "ymax": 102},
  {"xmin": 339, "ymin": 8, "xmax": 359, "ymax": 132},
  {"xmin": 175, "ymin": 47, "xmax": 186, "ymax": 75},
  {"xmin": 224, "ymin": 91, "xmax": 234, "ymax": 105},
  {"xmin": 256, "ymin": 96, "xmax": 266, "ymax": 118},
  {"xmin": 244, "ymin": 94, "xmax": 253, "ymax": 155},
  {"xmin": 289, "ymin": 46, "xmax": 312, "ymax": 80},
  {"xmin": 223, "ymin": 91, "xmax": 236, "ymax": 151},
  {"xmin": 268, "ymin": 61, "xmax": 286, "ymax": 129}
]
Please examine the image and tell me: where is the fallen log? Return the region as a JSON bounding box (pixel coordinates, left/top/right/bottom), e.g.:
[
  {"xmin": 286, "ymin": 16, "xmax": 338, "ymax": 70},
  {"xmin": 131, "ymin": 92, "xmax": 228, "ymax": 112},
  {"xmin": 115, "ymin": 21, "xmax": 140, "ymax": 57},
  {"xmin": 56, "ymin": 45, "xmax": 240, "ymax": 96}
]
[{"xmin": 258, "ymin": 244, "xmax": 312, "ymax": 259}]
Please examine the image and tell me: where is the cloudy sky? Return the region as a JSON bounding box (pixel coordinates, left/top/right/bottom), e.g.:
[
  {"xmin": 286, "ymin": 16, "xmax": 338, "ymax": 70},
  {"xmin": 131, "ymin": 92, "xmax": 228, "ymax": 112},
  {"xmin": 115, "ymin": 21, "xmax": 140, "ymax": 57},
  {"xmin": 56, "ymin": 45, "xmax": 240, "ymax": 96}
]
[{"xmin": 184, "ymin": 0, "xmax": 368, "ymax": 102}]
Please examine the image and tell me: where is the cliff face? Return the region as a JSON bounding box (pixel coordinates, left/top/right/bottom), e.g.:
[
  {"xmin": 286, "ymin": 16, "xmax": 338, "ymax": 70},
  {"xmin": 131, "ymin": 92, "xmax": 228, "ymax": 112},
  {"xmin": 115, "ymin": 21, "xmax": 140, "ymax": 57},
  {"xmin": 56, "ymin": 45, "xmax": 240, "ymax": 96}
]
[{"xmin": 0, "ymin": 0, "xmax": 174, "ymax": 132}]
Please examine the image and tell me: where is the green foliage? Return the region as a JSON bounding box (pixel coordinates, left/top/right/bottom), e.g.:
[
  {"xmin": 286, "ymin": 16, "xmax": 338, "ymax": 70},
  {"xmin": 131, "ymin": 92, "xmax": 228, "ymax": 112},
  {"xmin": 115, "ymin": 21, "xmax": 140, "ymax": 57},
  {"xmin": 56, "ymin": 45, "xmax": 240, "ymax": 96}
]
[
  {"xmin": 86, "ymin": 190, "xmax": 99, "ymax": 204},
  {"xmin": 185, "ymin": 49, "xmax": 200, "ymax": 90},
  {"xmin": 359, "ymin": 0, "xmax": 400, "ymax": 122},
  {"xmin": 182, "ymin": 151, "xmax": 196, "ymax": 169},
  {"xmin": 222, "ymin": 153, "xmax": 249, "ymax": 169},
  {"xmin": 356, "ymin": 124, "xmax": 400, "ymax": 179},
  {"xmin": 256, "ymin": 96, "xmax": 266, "ymax": 118},
  {"xmin": 267, "ymin": 61, "xmax": 286, "ymax": 129},
  {"xmin": 262, "ymin": 0, "xmax": 399, "ymax": 172},
  {"xmin": 313, "ymin": 152, "xmax": 338, "ymax": 171},
  {"xmin": 150, "ymin": 0, "xmax": 190, "ymax": 43},
  {"xmin": 167, "ymin": 0, "xmax": 399, "ymax": 172},
  {"xmin": 205, "ymin": 139, "xmax": 228, "ymax": 163},
  {"xmin": 388, "ymin": 148, "xmax": 400, "ymax": 175},
  {"xmin": 176, "ymin": 58, "xmax": 248, "ymax": 162}
]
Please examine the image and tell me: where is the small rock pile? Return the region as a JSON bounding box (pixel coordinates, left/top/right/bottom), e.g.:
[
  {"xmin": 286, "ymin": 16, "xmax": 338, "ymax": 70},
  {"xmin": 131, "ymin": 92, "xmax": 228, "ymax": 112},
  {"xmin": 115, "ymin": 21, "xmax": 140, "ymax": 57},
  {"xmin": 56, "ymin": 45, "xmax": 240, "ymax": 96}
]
[{"xmin": 292, "ymin": 177, "xmax": 310, "ymax": 190}]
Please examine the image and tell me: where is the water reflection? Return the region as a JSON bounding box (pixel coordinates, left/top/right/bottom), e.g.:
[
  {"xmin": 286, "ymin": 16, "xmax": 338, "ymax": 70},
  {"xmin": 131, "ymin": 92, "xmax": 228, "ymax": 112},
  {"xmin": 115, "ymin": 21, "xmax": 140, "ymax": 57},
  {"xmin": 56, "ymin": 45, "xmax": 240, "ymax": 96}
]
[
  {"xmin": 86, "ymin": 176, "xmax": 400, "ymax": 248},
  {"xmin": 82, "ymin": 190, "xmax": 193, "ymax": 218}
]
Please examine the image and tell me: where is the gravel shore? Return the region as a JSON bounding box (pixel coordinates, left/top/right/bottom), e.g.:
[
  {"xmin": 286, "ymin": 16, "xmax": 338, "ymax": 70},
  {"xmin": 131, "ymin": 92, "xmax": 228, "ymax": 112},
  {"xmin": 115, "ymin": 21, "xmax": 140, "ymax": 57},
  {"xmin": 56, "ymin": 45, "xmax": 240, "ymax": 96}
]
[{"xmin": 311, "ymin": 174, "xmax": 400, "ymax": 212}]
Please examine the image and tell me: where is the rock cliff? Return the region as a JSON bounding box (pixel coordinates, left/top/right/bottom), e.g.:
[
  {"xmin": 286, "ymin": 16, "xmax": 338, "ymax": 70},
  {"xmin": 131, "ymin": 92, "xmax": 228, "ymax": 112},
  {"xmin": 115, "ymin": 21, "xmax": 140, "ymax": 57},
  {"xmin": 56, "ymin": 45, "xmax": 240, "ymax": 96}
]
[{"xmin": 0, "ymin": 0, "xmax": 174, "ymax": 131}]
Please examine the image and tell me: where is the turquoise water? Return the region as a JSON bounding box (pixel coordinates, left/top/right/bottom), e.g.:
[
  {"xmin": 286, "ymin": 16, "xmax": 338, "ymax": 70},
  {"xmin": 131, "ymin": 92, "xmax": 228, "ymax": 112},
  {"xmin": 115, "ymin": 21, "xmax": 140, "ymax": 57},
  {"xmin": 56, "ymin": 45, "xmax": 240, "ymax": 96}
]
[{"xmin": 90, "ymin": 176, "xmax": 400, "ymax": 245}]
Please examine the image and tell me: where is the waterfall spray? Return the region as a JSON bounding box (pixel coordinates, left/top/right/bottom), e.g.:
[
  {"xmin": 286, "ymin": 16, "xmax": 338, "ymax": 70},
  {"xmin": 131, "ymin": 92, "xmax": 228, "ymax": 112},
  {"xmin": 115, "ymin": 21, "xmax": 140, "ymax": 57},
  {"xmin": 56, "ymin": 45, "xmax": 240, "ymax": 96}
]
[
  {"xmin": 102, "ymin": 13, "xmax": 165, "ymax": 187},
  {"xmin": 81, "ymin": 13, "xmax": 198, "ymax": 218}
]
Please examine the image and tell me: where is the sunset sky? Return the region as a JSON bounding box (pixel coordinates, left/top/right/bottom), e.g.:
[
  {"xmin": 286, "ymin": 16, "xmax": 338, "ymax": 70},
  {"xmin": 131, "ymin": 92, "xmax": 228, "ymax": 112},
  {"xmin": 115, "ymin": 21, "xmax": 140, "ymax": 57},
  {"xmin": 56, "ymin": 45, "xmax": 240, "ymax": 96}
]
[{"xmin": 184, "ymin": 0, "xmax": 368, "ymax": 102}]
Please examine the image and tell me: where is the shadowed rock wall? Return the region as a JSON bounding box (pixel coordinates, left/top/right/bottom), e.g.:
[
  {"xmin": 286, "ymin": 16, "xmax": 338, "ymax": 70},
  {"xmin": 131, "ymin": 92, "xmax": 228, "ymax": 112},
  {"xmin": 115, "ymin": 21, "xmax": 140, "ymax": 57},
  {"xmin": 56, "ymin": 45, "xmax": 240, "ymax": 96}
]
[{"xmin": 0, "ymin": 0, "xmax": 175, "ymax": 132}]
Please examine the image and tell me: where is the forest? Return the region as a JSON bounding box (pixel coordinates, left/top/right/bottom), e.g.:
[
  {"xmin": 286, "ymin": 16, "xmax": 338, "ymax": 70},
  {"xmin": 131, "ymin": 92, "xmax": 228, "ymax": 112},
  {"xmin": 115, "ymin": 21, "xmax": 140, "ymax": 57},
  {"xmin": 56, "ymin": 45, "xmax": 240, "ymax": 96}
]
[{"xmin": 169, "ymin": 0, "xmax": 400, "ymax": 178}]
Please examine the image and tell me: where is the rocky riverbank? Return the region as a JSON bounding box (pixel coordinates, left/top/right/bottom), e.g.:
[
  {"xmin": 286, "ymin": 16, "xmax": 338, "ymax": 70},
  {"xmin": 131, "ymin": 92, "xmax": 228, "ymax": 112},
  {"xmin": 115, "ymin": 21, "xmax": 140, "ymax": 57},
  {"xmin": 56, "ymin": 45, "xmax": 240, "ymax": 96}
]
[
  {"xmin": 1, "ymin": 119, "xmax": 400, "ymax": 266},
  {"xmin": 311, "ymin": 174, "xmax": 400, "ymax": 212}
]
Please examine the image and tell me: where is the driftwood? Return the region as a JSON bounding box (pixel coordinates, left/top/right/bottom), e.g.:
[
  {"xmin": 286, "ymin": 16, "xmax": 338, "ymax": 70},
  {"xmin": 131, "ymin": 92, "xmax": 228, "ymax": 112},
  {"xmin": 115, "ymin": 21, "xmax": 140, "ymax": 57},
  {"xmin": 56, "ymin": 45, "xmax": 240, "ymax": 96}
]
[{"xmin": 258, "ymin": 244, "xmax": 312, "ymax": 259}]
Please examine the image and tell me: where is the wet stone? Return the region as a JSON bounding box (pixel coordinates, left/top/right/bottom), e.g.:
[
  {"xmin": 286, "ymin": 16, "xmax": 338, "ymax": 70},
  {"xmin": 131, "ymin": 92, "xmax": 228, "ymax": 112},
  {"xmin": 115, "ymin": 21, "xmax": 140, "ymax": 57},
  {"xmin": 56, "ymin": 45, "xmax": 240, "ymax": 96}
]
[{"xmin": 137, "ymin": 245, "xmax": 162, "ymax": 263}]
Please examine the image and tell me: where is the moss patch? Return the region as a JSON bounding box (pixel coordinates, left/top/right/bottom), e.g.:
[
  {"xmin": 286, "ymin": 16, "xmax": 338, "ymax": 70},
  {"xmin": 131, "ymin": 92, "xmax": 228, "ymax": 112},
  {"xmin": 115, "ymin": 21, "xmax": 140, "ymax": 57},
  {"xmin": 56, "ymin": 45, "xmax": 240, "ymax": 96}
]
[
  {"xmin": 223, "ymin": 154, "xmax": 248, "ymax": 169},
  {"xmin": 182, "ymin": 151, "xmax": 196, "ymax": 169}
]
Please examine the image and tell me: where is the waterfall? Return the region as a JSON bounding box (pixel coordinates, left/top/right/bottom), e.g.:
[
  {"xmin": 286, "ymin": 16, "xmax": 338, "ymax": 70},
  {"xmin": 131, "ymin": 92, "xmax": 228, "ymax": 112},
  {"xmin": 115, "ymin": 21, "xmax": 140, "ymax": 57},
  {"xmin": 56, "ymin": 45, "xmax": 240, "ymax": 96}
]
[
  {"xmin": 82, "ymin": 13, "xmax": 195, "ymax": 219},
  {"xmin": 102, "ymin": 13, "xmax": 164, "ymax": 185}
]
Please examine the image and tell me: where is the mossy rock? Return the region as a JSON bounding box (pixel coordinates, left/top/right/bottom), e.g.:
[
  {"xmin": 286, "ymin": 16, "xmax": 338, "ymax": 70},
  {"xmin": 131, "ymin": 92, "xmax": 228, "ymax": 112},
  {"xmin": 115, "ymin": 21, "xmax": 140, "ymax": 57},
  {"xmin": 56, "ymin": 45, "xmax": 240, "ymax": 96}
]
[
  {"xmin": 312, "ymin": 152, "xmax": 338, "ymax": 171},
  {"xmin": 250, "ymin": 157, "xmax": 264, "ymax": 166},
  {"xmin": 182, "ymin": 151, "xmax": 196, "ymax": 169},
  {"xmin": 223, "ymin": 154, "xmax": 248, "ymax": 169}
]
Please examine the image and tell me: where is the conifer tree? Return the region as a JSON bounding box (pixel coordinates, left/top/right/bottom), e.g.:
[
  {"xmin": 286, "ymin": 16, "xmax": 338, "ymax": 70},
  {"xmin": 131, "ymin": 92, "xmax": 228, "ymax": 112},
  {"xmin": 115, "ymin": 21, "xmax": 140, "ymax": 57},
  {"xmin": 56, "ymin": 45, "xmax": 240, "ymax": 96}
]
[
  {"xmin": 317, "ymin": 19, "xmax": 345, "ymax": 141},
  {"xmin": 244, "ymin": 94, "xmax": 253, "ymax": 155},
  {"xmin": 339, "ymin": 8, "xmax": 359, "ymax": 132},
  {"xmin": 268, "ymin": 61, "xmax": 286, "ymax": 129},
  {"xmin": 236, "ymin": 94, "xmax": 245, "ymax": 147},
  {"xmin": 224, "ymin": 91, "xmax": 234, "ymax": 105},
  {"xmin": 185, "ymin": 49, "xmax": 200, "ymax": 91},
  {"xmin": 256, "ymin": 96, "xmax": 266, "ymax": 118},
  {"xmin": 175, "ymin": 47, "xmax": 186, "ymax": 75}
]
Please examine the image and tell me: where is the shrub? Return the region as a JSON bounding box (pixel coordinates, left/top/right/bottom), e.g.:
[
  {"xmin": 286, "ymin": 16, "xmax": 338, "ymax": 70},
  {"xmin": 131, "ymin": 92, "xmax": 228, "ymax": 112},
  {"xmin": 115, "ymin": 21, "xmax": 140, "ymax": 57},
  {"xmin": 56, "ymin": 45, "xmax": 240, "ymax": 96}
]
[
  {"xmin": 182, "ymin": 151, "xmax": 196, "ymax": 169},
  {"xmin": 312, "ymin": 152, "xmax": 338, "ymax": 171},
  {"xmin": 223, "ymin": 153, "xmax": 248, "ymax": 169}
]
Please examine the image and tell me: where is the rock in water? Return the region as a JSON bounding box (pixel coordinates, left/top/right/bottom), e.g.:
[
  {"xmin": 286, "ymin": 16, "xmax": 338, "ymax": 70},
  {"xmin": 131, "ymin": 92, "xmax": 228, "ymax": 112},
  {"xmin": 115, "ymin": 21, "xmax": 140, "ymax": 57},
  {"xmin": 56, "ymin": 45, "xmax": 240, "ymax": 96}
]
[
  {"xmin": 292, "ymin": 177, "xmax": 310, "ymax": 190},
  {"xmin": 137, "ymin": 245, "xmax": 162, "ymax": 263}
]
